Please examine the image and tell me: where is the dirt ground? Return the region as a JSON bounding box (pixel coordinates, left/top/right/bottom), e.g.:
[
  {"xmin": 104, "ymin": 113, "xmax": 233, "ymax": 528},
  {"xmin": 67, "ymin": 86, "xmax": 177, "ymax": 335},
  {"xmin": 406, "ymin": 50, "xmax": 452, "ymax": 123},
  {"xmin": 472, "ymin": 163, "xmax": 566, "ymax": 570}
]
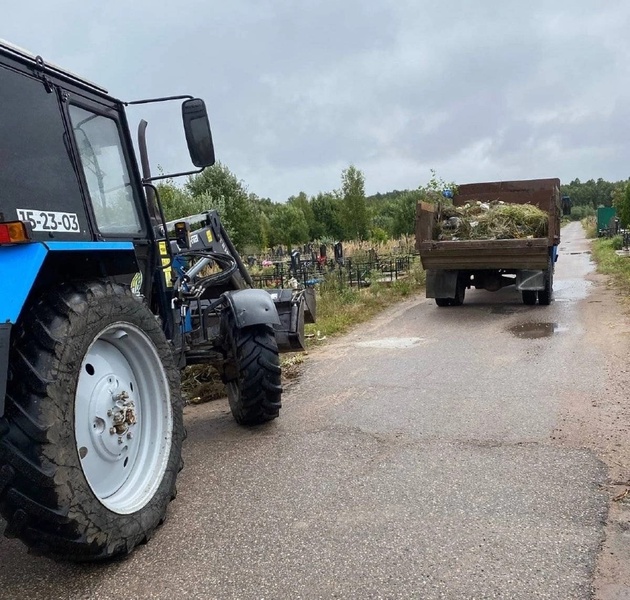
[{"xmin": 554, "ymin": 264, "xmax": 630, "ymax": 599}]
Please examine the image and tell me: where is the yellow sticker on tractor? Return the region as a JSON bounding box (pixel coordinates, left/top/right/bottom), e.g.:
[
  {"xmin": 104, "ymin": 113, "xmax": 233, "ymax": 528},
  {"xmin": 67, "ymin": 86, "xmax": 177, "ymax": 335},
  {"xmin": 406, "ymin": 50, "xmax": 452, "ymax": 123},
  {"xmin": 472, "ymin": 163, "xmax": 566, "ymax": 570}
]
[{"xmin": 158, "ymin": 241, "xmax": 173, "ymax": 287}]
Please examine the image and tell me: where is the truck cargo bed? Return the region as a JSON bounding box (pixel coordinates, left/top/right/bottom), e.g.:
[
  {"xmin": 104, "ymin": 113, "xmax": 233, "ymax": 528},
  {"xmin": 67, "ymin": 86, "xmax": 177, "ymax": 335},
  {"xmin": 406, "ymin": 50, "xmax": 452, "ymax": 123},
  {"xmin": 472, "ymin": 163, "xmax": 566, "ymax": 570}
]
[
  {"xmin": 415, "ymin": 178, "xmax": 561, "ymax": 271},
  {"xmin": 417, "ymin": 238, "xmax": 549, "ymax": 270}
]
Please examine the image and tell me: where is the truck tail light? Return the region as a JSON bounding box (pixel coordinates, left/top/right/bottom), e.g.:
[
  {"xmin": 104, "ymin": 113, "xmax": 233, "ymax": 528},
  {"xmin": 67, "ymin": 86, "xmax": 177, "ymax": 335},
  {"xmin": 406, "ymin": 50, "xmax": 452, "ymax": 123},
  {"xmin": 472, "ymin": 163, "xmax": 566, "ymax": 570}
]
[{"xmin": 0, "ymin": 221, "xmax": 31, "ymax": 244}]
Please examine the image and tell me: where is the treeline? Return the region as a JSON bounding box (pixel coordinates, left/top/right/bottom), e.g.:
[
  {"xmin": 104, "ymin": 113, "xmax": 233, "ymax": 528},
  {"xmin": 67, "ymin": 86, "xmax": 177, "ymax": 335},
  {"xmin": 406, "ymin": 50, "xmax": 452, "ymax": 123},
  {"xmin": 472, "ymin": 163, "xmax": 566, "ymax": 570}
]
[
  {"xmin": 157, "ymin": 167, "xmax": 630, "ymax": 253},
  {"xmin": 157, "ymin": 164, "xmax": 451, "ymax": 253},
  {"xmin": 560, "ymin": 177, "xmax": 630, "ymax": 224}
]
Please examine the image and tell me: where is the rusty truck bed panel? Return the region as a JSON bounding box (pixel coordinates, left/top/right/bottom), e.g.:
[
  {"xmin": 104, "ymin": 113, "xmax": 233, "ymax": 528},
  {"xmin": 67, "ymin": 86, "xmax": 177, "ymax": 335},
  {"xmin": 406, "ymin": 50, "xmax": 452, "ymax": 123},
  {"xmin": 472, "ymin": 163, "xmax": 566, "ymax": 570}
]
[
  {"xmin": 454, "ymin": 178, "xmax": 561, "ymax": 206},
  {"xmin": 418, "ymin": 238, "xmax": 549, "ymax": 270}
]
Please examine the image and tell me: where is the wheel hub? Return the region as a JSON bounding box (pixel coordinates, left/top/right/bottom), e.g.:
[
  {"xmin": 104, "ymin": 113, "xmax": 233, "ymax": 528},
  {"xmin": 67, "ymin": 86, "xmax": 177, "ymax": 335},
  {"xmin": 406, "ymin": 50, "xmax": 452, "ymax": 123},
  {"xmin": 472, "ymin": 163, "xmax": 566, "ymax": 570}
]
[
  {"xmin": 108, "ymin": 391, "xmax": 137, "ymax": 436},
  {"xmin": 85, "ymin": 369, "xmax": 138, "ymax": 463}
]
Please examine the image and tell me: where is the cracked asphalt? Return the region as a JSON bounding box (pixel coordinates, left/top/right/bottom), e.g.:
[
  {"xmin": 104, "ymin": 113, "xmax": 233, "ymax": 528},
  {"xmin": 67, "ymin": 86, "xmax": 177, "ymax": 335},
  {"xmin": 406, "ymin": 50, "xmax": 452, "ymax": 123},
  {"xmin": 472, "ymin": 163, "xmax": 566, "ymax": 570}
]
[{"xmin": 1, "ymin": 222, "xmax": 629, "ymax": 599}]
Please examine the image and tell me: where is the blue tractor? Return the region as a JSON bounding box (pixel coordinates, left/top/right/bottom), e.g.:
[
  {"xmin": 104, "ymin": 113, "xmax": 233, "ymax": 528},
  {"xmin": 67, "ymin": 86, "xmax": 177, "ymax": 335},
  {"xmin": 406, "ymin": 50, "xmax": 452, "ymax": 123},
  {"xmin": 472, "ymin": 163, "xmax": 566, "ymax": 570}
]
[{"xmin": 0, "ymin": 40, "xmax": 313, "ymax": 561}]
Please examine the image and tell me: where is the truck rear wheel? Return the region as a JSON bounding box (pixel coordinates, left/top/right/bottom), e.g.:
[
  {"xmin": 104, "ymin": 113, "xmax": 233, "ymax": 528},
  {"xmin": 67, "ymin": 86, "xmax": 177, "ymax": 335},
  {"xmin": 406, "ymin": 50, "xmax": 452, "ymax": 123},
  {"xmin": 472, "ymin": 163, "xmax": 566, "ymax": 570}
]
[
  {"xmin": 451, "ymin": 278, "xmax": 466, "ymax": 306},
  {"xmin": 0, "ymin": 281, "xmax": 184, "ymax": 561},
  {"xmin": 222, "ymin": 316, "xmax": 282, "ymax": 425}
]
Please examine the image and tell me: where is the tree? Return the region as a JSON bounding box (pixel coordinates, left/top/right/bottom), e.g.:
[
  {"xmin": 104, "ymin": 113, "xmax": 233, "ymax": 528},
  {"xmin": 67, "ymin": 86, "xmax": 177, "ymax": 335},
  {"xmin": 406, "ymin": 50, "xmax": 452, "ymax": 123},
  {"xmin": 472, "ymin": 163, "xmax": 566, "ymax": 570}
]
[
  {"xmin": 259, "ymin": 212, "xmax": 272, "ymax": 251},
  {"xmin": 614, "ymin": 181, "xmax": 630, "ymax": 228},
  {"xmin": 269, "ymin": 204, "xmax": 309, "ymax": 248},
  {"xmin": 340, "ymin": 165, "xmax": 368, "ymax": 240},
  {"xmin": 186, "ymin": 163, "xmax": 257, "ymax": 251},
  {"xmin": 391, "ymin": 190, "xmax": 423, "ymax": 237},
  {"xmin": 561, "ymin": 178, "xmax": 616, "ymax": 209},
  {"xmin": 311, "ymin": 192, "xmax": 345, "ymax": 240},
  {"xmin": 156, "ymin": 180, "xmax": 203, "ymax": 222},
  {"xmin": 287, "ymin": 192, "xmax": 317, "ymax": 240}
]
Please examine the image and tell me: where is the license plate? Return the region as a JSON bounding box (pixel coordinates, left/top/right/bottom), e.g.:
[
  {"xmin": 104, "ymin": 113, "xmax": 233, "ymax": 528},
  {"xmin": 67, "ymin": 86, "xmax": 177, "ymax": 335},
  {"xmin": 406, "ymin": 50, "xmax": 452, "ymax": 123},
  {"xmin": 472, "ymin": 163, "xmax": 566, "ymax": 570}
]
[{"xmin": 16, "ymin": 209, "xmax": 80, "ymax": 233}]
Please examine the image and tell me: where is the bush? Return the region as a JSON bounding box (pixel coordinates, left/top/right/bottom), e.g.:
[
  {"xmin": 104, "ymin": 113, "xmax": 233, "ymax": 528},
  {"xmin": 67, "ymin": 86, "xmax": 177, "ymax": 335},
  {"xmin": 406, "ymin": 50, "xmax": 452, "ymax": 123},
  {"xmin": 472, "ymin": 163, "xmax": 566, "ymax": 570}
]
[
  {"xmin": 582, "ymin": 216, "xmax": 597, "ymax": 239},
  {"xmin": 569, "ymin": 205, "xmax": 596, "ymax": 222},
  {"xmin": 591, "ymin": 237, "xmax": 630, "ymax": 296},
  {"xmin": 611, "ymin": 235, "xmax": 624, "ymax": 250}
]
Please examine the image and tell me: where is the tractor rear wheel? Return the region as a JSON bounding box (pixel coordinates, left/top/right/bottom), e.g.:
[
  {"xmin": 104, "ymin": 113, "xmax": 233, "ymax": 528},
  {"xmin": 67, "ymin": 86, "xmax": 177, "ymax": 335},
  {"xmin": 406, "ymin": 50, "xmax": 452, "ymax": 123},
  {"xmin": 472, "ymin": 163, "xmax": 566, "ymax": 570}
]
[
  {"xmin": 222, "ymin": 316, "xmax": 282, "ymax": 426},
  {"xmin": 0, "ymin": 281, "xmax": 184, "ymax": 561}
]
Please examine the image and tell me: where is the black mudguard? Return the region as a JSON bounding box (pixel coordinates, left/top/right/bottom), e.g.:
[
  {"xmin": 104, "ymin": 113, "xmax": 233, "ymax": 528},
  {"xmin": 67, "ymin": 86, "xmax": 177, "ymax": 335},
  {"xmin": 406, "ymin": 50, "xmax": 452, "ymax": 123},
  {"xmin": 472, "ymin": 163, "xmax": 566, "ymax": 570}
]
[{"xmin": 223, "ymin": 289, "xmax": 281, "ymax": 328}]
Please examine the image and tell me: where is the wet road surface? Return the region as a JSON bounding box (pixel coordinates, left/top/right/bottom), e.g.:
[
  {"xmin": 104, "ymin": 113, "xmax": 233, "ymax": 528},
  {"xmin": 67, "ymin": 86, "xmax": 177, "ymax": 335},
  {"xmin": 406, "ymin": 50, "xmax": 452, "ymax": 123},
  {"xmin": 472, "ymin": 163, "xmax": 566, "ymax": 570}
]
[{"xmin": 0, "ymin": 222, "xmax": 628, "ymax": 599}]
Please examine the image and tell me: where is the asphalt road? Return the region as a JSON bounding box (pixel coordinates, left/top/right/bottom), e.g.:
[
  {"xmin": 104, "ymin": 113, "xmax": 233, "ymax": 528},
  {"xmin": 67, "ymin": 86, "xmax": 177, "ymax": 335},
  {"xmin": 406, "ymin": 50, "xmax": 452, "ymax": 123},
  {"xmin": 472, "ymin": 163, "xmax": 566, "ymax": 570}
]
[{"xmin": 1, "ymin": 222, "xmax": 629, "ymax": 599}]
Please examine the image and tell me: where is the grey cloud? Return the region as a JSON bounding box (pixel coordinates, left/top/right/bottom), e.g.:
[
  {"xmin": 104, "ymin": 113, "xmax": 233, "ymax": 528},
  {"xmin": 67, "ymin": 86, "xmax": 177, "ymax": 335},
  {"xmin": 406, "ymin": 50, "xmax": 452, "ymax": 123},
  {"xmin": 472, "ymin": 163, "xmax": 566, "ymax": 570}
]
[{"xmin": 4, "ymin": 0, "xmax": 630, "ymax": 199}]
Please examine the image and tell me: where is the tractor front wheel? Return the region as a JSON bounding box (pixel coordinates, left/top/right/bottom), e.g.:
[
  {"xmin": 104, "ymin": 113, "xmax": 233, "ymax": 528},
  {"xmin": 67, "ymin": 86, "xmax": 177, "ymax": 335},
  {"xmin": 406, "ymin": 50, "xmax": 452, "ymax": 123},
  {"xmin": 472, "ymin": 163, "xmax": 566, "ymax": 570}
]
[
  {"xmin": 222, "ymin": 316, "xmax": 282, "ymax": 426},
  {"xmin": 0, "ymin": 281, "xmax": 184, "ymax": 561}
]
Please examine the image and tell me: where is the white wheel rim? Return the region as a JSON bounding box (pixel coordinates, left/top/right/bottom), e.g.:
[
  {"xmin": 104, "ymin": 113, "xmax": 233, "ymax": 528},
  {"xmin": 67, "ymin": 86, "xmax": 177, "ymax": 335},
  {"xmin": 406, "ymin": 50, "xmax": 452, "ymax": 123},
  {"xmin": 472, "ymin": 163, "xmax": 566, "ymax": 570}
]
[{"xmin": 75, "ymin": 323, "xmax": 173, "ymax": 514}]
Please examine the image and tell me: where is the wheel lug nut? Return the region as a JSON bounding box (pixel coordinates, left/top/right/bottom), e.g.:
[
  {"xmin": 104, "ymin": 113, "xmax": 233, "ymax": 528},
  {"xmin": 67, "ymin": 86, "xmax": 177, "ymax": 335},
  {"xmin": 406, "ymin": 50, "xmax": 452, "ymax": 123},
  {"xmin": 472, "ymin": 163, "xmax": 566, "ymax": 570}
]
[
  {"xmin": 118, "ymin": 437, "xmax": 123, "ymax": 445},
  {"xmin": 109, "ymin": 427, "xmax": 116, "ymax": 435},
  {"xmin": 127, "ymin": 432, "xmax": 133, "ymax": 440}
]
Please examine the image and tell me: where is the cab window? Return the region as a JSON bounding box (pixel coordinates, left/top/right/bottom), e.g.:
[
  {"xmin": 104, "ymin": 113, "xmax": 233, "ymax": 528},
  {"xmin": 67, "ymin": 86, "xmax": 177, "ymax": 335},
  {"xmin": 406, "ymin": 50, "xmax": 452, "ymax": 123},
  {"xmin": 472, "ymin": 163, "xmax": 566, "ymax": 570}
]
[{"xmin": 69, "ymin": 105, "xmax": 142, "ymax": 235}]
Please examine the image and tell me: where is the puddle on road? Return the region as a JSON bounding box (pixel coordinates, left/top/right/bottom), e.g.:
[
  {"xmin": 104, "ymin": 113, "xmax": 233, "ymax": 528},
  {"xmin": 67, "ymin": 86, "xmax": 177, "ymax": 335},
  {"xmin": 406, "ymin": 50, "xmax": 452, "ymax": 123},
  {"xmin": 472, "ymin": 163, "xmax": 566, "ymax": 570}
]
[
  {"xmin": 355, "ymin": 337, "xmax": 425, "ymax": 349},
  {"xmin": 508, "ymin": 322, "xmax": 568, "ymax": 339}
]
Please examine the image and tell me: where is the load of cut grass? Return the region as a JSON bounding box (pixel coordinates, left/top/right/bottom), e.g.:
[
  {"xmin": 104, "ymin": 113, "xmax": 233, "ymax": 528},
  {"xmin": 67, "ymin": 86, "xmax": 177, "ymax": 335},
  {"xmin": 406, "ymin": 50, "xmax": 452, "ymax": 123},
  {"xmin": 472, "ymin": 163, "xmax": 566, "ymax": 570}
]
[{"xmin": 435, "ymin": 200, "xmax": 548, "ymax": 241}]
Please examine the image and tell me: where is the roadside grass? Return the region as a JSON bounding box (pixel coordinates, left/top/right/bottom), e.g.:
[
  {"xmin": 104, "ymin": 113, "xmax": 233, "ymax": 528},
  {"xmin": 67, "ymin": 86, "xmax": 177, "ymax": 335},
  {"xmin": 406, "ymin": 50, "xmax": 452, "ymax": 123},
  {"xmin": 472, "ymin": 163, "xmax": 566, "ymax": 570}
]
[
  {"xmin": 591, "ymin": 236, "xmax": 630, "ymax": 296},
  {"xmin": 582, "ymin": 216, "xmax": 597, "ymax": 239},
  {"xmin": 304, "ymin": 259, "xmax": 426, "ymax": 343}
]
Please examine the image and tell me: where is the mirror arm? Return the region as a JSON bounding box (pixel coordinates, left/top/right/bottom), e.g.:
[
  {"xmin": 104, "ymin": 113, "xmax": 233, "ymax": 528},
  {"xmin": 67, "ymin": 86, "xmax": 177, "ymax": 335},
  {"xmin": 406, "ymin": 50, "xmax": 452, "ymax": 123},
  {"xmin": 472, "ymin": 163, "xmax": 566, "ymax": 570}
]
[
  {"xmin": 125, "ymin": 95, "xmax": 194, "ymax": 106},
  {"xmin": 142, "ymin": 167, "xmax": 204, "ymax": 184}
]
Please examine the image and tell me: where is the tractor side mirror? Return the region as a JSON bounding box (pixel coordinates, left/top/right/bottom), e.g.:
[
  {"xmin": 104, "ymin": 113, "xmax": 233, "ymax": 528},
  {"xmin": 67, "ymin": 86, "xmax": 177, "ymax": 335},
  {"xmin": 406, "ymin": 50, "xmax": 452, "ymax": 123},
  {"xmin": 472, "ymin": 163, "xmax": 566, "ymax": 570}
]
[{"xmin": 182, "ymin": 98, "xmax": 215, "ymax": 168}]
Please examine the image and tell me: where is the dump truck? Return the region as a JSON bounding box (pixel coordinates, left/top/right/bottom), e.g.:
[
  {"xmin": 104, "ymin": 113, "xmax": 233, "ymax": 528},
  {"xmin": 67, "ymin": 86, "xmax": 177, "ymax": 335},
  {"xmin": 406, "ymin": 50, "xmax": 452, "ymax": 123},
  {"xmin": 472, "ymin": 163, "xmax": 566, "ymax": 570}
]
[
  {"xmin": 0, "ymin": 39, "xmax": 313, "ymax": 561},
  {"xmin": 415, "ymin": 178, "xmax": 561, "ymax": 306}
]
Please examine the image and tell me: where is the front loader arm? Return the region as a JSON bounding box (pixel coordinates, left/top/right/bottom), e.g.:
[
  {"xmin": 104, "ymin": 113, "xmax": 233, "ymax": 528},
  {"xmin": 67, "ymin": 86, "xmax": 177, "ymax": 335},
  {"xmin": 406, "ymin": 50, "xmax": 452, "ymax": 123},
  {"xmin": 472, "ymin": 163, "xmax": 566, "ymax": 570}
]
[{"xmin": 165, "ymin": 210, "xmax": 316, "ymax": 353}]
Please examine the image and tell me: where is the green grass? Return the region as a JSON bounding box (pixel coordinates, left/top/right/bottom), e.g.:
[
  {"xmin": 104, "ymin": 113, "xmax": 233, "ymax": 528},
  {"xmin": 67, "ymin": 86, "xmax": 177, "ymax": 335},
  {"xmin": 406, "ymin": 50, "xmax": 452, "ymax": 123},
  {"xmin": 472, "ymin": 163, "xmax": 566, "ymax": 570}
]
[
  {"xmin": 582, "ymin": 216, "xmax": 597, "ymax": 239},
  {"xmin": 591, "ymin": 237, "xmax": 630, "ymax": 295},
  {"xmin": 305, "ymin": 260, "xmax": 426, "ymax": 343}
]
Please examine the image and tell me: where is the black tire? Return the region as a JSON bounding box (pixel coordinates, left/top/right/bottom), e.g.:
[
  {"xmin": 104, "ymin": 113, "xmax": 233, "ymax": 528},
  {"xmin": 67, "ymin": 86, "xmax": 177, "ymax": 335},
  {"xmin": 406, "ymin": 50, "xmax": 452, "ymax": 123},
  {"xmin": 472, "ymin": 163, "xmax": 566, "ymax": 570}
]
[
  {"xmin": 222, "ymin": 315, "xmax": 282, "ymax": 426},
  {"xmin": 538, "ymin": 259, "xmax": 553, "ymax": 306},
  {"xmin": 435, "ymin": 297, "xmax": 451, "ymax": 307},
  {"xmin": 451, "ymin": 278, "xmax": 466, "ymax": 306},
  {"xmin": 0, "ymin": 281, "xmax": 184, "ymax": 562},
  {"xmin": 522, "ymin": 290, "xmax": 537, "ymax": 305}
]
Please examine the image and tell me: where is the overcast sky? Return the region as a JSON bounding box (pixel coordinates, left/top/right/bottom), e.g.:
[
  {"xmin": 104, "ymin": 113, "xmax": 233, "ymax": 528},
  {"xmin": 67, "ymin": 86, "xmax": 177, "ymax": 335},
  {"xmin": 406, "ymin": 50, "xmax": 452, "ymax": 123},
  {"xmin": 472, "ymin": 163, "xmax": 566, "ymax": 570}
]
[{"xmin": 5, "ymin": 1, "xmax": 630, "ymax": 200}]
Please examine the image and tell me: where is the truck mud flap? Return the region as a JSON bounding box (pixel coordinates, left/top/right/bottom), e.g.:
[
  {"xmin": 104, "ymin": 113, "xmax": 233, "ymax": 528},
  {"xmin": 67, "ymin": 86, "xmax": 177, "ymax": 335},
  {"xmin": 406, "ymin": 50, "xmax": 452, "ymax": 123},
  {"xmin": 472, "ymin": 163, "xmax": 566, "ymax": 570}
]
[
  {"xmin": 515, "ymin": 270, "xmax": 545, "ymax": 291},
  {"xmin": 426, "ymin": 270, "xmax": 458, "ymax": 299}
]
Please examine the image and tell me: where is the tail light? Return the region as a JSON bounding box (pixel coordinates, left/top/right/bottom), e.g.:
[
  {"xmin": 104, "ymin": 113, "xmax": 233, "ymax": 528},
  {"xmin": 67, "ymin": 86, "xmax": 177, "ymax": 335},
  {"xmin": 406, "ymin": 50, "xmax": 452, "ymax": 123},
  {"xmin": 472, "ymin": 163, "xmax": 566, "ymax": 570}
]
[{"xmin": 0, "ymin": 221, "xmax": 31, "ymax": 244}]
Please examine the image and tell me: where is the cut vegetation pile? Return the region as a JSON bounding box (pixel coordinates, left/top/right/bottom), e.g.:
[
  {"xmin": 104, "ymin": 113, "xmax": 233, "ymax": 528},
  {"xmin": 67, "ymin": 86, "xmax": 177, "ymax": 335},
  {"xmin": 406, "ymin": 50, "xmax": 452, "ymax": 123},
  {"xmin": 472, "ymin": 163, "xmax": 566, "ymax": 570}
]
[{"xmin": 436, "ymin": 201, "xmax": 548, "ymax": 241}]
